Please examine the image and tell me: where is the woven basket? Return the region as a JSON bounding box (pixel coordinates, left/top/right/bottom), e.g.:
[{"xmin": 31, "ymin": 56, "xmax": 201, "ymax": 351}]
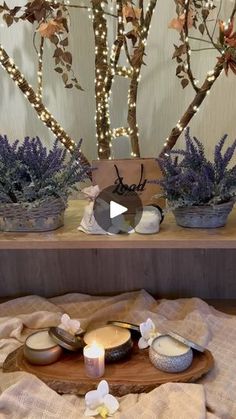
[
  {"xmin": 173, "ymin": 200, "xmax": 234, "ymax": 228},
  {"xmin": 0, "ymin": 197, "xmax": 66, "ymax": 232}
]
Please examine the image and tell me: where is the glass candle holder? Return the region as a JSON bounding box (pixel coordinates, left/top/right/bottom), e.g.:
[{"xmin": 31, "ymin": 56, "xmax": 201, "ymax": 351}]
[{"xmin": 83, "ymin": 343, "xmax": 105, "ymax": 378}]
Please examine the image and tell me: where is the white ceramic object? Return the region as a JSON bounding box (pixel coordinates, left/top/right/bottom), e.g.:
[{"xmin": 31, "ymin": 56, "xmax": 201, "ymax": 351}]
[{"xmin": 135, "ymin": 206, "xmax": 162, "ymax": 234}]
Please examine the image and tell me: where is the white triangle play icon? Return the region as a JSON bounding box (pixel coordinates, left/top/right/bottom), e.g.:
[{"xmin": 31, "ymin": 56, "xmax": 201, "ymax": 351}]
[{"xmin": 110, "ymin": 201, "xmax": 128, "ymax": 219}]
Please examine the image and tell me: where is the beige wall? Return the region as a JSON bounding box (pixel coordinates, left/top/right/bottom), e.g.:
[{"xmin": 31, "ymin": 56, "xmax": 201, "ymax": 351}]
[{"xmin": 0, "ymin": 0, "xmax": 235, "ymax": 162}]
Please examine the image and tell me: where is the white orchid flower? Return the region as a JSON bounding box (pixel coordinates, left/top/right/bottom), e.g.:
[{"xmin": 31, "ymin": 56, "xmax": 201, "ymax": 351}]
[
  {"xmin": 58, "ymin": 314, "xmax": 81, "ymax": 336},
  {"xmin": 85, "ymin": 380, "xmax": 119, "ymax": 418},
  {"xmin": 138, "ymin": 318, "xmax": 158, "ymax": 349}
]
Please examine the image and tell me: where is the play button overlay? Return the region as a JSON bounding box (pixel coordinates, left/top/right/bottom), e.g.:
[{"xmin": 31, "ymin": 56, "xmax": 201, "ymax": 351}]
[
  {"xmin": 110, "ymin": 201, "xmax": 128, "ymax": 219},
  {"xmin": 94, "ymin": 185, "xmax": 143, "ymax": 234}
]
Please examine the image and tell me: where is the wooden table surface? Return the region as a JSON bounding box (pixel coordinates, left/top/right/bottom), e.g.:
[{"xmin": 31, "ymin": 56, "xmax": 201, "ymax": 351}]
[{"xmin": 1, "ymin": 200, "xmax": 236, "ymax": 249}]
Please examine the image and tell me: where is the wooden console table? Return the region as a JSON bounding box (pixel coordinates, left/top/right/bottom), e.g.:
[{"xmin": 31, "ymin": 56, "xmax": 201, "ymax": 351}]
[{"xmin": 0, "ymin": 200, "xmax": 236, "ymax": 299}]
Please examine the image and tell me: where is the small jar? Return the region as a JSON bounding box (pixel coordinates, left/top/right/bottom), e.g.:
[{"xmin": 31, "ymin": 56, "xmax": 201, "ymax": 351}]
[
  {"xmin": 135, "ymin": 206, "xmax": 163, "ymax": 234},
  {"xmin": 149, "ymin": 335, "xmax": 193, "ymax": 373},
  {"xmin": 24, "ymin": 330, "xmax": 63, "ymax": 365}
]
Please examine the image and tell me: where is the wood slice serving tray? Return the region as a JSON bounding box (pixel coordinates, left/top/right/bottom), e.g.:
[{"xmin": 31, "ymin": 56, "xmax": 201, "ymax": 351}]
[{"xmin": 3, "ymin": 345, "xmax": 214, "ymax": 397}]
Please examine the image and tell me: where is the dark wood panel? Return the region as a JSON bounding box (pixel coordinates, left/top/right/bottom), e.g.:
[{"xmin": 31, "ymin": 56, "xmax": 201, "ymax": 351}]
[{"xmin": 0, "ymin": 249, "xmax": 235, "ymax": 299}]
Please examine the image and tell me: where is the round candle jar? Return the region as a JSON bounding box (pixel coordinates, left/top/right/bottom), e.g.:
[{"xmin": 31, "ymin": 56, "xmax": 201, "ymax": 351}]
[
  {"xmin": 149, "ymin": 335, "xmax": 193, "ymax": 373},
  {"xmin": 84, "ymin": 325, "xmax": 133, "ymax": 362},
  {"xmin": 24, "ymin": 330, "xmax": 63, "ymax": 365}
]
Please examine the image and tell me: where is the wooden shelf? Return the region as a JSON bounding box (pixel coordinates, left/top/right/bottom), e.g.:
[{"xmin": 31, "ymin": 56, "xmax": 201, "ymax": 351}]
[
  {"xmin": 1, "ymin": 200, "xmax": 236, "ymax": 299},
  {"xmin": 1, "ymin": 200, "xmax": 236, "ymax": 250}
]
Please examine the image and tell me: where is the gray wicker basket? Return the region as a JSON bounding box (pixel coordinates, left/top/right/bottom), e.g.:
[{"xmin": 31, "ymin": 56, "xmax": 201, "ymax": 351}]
[
  {"xmin": 173, "ymin": 200, "xmax": 234, "ymax": 228},
  {"xmin": 0, "ymin": 197, "xmax": 66, "ymax": 232}
]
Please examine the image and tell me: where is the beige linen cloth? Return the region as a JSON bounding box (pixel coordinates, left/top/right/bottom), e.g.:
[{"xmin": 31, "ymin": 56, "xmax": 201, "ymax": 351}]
[{"xmin": 0, "ymin": 290, "xmax": 235, "ymax": 419}]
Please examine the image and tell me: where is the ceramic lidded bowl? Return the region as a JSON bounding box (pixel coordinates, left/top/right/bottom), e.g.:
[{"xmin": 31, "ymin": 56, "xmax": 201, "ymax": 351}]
[
  {"xmin": 24, "ymin": 330, "xmax": 63, "ymax": 365},
  {"xmin": 149, "ymin": 335, "xmax": 193, "ymax": 373}
]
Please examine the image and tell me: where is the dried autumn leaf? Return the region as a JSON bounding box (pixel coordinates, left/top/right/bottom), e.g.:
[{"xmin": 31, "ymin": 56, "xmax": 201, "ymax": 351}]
[
  {"xmin": 57, "ymin": 9, "xmax": 62, "ymax": 18},
  {"xmin": 198, "ymin": 23, "xmax": 205, "ymax": 35},
  {"xmin": 25, "ymin": 0, "xmax": 49, "ymax": 24},
  {"xmin": 60, "ymin": 17, "xmax": 68, "ymax": 32},
  {"xmin": 126, "ymin": 29, "xmax": 138, "ymax": 47},
  {"xmin": 54, "ymin": 67, "xmax": 63, "ymax": 73},
  {"xmin": 202, "ymin": 8, "xmax": 209, "ymax": 21},
  {"xmin": 181, "ymin": 78, "xmax": 189, "ymax": 88},
  {"xmin": 172, "ymin": 43, "xmax": 187, "ymax": 59},
  {"xmin": 123, "ymin": 3, "xmax": 141, "ymax": 22},
  {"xmin": 176, "ymin": 64, "xmax": 183, "ymax": 75},
  {"xmin": 225, "ymin": 33, "xmax": 236, "ymax": 47},
  {"xmin": 3, "ymin": 13, "xmax": 13, "ymax": 27},
  {"xmin": 169, "ymin": 10, "xmax": 195, "ymax": 32},
  {"xmin": 62, "ymin": 51, "xmax": 72, "ymax": 65},
  {"xmin": 55, "ymin": 56, "xmax": 61, "ymax": 65},
  {"xmin": 168, "ymin": 17, "xmax": 184, "ymax": 32},
  {"xmin": 62, "ymin": 73, "xmax": 68, "ymax": 84},
  {"xmin": 60, "ymin": 37, "xmax": 68, "ymax": 47},
  {"xmin": 75, "ymin": 83, "xmax": 83, "ymax": 91},
  {"xmin": 53, "ymin": 47, "xmax": 63, "ymax": 58},
  {"xmin": 38, "ymin": 19, "xmax": 64, "ymax": 38},
  {"xmin": 10, "ymin": 6, "xmax": 21, "ymax": 16},
  {"xmin": 219, "ymin": 18, "xmax": 234, "ymax": 38},
  {"xmin": 218, "ymin": 52, "xmax": 236, "ymax": 76},
  {"xmin": 50, "ymin": 34, "xmax": 59, "ymax": 45},
  {"xmin": 131, "ymin": 46, "xmax": 144, "ymax": 67}
]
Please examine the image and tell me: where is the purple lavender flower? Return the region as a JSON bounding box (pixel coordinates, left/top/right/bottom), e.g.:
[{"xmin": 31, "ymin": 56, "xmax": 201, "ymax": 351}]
[
  {"xmin": 0, "ymin": 135, "xmax": 89, "ymax": 203},
  {"xmin": 156, "ymin": 128, "xmax": 236, "ymax": 207}
]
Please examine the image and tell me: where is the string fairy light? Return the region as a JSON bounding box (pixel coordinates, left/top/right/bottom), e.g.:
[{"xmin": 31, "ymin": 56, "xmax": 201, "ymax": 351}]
[
  {"xmin": 36, "ymin": 37, "xmax": 44, "ymax": 100},
  {"xmin": 92, "ymin": 0, "xmax": 113, "ymax": 159},
  {"xmin": 159, "ymin": 0, "xmax": 236, "ymax": 157},
  {"xmin": 0, "ymin": 44, "xmax": 90, "ymax": 170},
  {"xmin": 91, "ymin": 0, "xmax": 158, "ymax": 159}
]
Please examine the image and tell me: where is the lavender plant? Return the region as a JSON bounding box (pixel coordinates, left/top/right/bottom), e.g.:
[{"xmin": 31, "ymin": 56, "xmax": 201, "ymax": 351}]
[
  {"xmin": 0, "ymin": 135, "xmax": 89, "ymax": 204},
  {"xmin": 157, "ymin": 128, "xmax": 236, "ymax": 209}
]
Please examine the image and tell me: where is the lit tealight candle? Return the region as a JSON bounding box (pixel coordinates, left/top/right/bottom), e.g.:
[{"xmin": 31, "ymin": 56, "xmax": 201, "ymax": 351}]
[{"xmin": 83, "ymin": 342, "xmax": 105, "ymax": 378}]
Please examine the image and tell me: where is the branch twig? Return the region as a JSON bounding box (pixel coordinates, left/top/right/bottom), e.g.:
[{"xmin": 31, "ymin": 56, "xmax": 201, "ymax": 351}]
[
  {"xmin": 64, "ymin": 3, "xmax": 118, "ymax": 18},
  {"xmin": 36, "ymin": 36, "xmax": 44, "ymax": 100},
  {"xmin": 183, "ymin": 0, "xmax": 199, "ymax": 93},
  {"xmin": 0, "ymin": 44, "xmax": 91, "ymax": 172},
  {"xmin": 212, "ymin": 0, "xmax": 222, "ymax": 38},
  {"xmin": 91, "ymin": 0, "xmax": 111, "ymax": 159},
  {"xmin": 160, "ymin": 62, "xmax": 223, "ymax": 156},
  {"xmin": 188, "ymin": 36, "xmax": 212, "ymax": 44},
  {"xmin": 127, "ymin": 0, "xmax": 158, "ymax": 157}
]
